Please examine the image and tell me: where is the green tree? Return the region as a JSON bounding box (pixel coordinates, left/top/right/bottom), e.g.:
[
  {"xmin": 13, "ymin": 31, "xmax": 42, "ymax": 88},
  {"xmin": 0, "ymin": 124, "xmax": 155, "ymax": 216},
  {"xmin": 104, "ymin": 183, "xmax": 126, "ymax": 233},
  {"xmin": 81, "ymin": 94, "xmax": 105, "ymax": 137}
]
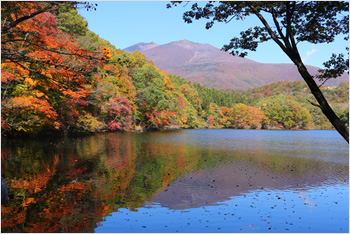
[
  {"xmin": 339, "ymin": 108, "xmax": 349, "ymax": 128},
  {"xmin": 168, "ymin": 1, "xmax": 349, "ymax": 142},
  {"xmin": 257, "ymin": 95, "xmax": 314, "ymax": 129},
  {"xmin": 55, "ymin": 2, "xmax": 88, "ymax": 36},
  {"xmin": 133, "ymin": 64, "xmax": 166, "ymax": 110}
]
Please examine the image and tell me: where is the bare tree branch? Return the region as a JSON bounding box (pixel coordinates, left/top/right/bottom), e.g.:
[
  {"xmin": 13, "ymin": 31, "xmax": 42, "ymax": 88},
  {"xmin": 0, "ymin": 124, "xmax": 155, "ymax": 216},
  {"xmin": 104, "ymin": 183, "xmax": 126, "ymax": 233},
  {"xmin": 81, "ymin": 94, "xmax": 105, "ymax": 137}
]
[{"xmin": 308, "ymin": 100, "xmax": 322, "ymax": 109}]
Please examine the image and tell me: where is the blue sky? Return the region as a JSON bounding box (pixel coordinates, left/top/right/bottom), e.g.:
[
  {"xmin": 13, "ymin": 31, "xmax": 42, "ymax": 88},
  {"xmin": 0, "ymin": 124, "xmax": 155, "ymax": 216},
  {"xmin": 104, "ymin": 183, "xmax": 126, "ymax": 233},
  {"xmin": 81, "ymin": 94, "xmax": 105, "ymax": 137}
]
[{"xmin": 78, "ymin": 1, "xmax": 348, "ymax": 68}]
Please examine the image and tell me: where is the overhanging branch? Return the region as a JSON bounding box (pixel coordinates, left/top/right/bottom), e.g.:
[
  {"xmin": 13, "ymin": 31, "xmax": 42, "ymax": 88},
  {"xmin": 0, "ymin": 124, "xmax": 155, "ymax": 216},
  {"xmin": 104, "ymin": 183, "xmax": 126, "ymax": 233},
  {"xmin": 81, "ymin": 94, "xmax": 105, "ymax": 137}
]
[
  {"xmin": 2, "ymin": 3, "xmax": 56, "ymax": 34},
  {"xmin": 246, "ymin": 3, "xmax": 290, "ymax": 58},
  {"xmin": 308, "ymin": 100, "xmax": 322, "ymax": 109}
]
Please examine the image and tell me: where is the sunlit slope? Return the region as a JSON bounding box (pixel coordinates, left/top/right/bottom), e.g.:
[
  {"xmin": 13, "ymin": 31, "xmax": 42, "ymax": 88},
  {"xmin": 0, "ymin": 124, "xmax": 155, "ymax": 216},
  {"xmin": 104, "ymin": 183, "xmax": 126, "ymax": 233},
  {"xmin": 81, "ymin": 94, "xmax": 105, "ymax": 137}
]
[{"xmin": 125, "ymin": 40, "xmax": 348, "ymax": 90}]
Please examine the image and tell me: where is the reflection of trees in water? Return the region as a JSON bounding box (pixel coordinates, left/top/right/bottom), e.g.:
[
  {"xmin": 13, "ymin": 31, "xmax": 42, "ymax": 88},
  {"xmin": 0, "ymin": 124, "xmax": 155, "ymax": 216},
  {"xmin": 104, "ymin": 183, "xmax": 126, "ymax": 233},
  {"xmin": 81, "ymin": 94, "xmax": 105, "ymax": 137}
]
[
  {"xmin": 1, "ymin": 133, "xmax": 204, "ymax": 232},
  {"xmin": 1, "ymin": 137, "xmax": 107, "ymax": 232},
  {"xmin": 1, "ymin": 132, "xmax": 348, "ymax": 232}
]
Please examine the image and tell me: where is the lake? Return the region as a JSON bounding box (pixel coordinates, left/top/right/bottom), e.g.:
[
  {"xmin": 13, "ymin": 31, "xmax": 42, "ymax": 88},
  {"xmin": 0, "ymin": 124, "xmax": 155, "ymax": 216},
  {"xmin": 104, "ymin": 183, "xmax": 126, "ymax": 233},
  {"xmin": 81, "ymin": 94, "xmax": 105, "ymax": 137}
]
[{"xmin": 1, "ymin": 129, "xmax": 348, "ymax": 233}]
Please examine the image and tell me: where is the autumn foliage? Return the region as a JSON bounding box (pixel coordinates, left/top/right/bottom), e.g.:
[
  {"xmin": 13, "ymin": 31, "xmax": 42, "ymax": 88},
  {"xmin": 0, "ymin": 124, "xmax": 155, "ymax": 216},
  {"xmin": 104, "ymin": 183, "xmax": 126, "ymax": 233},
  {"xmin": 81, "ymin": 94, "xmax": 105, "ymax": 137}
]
[
  {"xmin": 1, "ymin": 2, "xmax": 348, "ymax": 137},
  {"xmin": 106, "ymin": 96, "xmax": 133, "ymax": 131},
  {"xmin": 1, "ymin": 2, "xmax": 97, "ymax": 135}
]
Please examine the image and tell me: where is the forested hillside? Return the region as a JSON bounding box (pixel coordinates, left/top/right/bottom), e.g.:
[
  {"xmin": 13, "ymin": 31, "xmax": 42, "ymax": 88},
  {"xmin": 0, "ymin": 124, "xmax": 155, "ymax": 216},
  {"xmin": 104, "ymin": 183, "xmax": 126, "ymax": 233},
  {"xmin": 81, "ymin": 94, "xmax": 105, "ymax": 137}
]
[
  {"xmin": 230, "ymin": 81, "xmax": 349, "ymax": 129},
  {"xmin": 1, "ymin": 2, "xmax": 348, "ymax": 137}
]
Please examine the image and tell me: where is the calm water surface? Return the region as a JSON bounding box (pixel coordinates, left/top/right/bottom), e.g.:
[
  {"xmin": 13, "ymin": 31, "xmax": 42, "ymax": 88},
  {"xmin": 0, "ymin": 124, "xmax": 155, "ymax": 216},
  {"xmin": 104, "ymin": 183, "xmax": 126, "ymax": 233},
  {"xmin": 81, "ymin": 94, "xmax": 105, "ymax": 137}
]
[{"xmin": 1, "ymin": 129, "xmax": 348, "ymax": 232}]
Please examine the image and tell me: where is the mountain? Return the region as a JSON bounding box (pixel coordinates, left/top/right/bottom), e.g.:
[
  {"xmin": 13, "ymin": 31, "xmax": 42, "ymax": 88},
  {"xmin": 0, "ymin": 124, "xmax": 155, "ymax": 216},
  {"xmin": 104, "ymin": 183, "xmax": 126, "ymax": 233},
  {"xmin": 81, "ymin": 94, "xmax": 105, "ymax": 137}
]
[
  {"xmin": 124, "ymin": 42, "xmax": 159, "ymax": 52},
  {"xmin": 124, "ymin": 40, "xmax": 348, "ymax": 90}
]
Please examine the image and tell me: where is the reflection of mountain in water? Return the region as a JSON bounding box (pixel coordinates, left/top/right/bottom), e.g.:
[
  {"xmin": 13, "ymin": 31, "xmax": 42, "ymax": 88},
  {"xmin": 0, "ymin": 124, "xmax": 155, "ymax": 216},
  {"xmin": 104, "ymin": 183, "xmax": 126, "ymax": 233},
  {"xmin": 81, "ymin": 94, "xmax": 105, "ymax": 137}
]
[
  {"xmin": 151, "ymin": 157, "xmax": 348, "ymax": 210},
  {"xmin": 2, "ymin": 130, "xmax": 348, "ymax": 232}
]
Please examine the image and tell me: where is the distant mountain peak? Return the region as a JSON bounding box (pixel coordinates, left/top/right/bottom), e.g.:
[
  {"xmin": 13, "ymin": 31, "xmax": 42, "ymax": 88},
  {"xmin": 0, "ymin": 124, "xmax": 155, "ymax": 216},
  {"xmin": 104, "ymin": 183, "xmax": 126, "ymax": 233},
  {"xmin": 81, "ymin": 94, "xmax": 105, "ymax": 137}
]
[
  {"xmin": 124, "ymin": 42, "xmax": 159, "ymax": 52},
  {"xmin": 123, "ymin": 39, "xmax": 255, "ymax": 65},
  {"xmin": 170, "ymin": 39, "xmax": 198, "ymax": 47},
  {"xmin": 123, "ymin": 40, "xmax": 348, "ymax": 90},
  {"xmin": 169, "ymin": 40, "xmax": 219, "ymax": 50}
]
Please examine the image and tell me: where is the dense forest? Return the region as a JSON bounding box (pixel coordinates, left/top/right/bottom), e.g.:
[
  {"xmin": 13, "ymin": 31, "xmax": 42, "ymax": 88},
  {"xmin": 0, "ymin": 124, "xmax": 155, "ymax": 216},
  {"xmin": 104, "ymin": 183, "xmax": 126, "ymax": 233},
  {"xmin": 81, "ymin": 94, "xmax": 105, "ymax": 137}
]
[{"xmin": 1, "ymin": 2, "xmax": 349, "ymax": 137}]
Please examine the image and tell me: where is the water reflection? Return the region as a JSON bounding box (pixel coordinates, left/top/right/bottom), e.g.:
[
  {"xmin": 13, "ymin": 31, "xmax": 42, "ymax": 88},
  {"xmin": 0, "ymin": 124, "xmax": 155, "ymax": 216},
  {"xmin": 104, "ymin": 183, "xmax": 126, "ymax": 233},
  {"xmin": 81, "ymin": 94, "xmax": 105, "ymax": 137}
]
[
  {"xmin": 1, "ymin": 130, "xmax": 348, "ymax": 233},
  {"xmin": 151, "ymin": 154, "xmax": 348, "ymax": 210}
]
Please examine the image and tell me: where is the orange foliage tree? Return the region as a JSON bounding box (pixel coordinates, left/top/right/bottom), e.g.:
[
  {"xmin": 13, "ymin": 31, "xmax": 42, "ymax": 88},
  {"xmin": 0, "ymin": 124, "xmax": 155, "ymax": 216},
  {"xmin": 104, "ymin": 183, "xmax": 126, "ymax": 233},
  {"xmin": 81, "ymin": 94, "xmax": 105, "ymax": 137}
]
[
  {"xmin": 1, "ymin": 2, "xmax": 100, "ymax": 135},
  {"xmin": 221, "ymin": 104, "xmax": 267, "ymax": 129}
]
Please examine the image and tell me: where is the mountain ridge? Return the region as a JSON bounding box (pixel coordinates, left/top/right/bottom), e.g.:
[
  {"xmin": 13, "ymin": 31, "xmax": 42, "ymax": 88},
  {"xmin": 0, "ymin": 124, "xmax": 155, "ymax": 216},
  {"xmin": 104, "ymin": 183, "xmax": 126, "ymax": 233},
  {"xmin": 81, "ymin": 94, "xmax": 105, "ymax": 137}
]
[{"xmin": 124, "ymin": 40, "xmax": 348, "ymax": 90}]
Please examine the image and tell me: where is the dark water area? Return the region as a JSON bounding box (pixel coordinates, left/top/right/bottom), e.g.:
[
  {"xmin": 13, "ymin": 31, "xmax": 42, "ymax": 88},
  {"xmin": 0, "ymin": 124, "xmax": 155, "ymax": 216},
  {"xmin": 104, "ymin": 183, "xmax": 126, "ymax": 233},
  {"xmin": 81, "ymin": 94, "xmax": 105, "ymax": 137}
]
[{"xmin": 1, "ymin": 129, "xmax": 348, "ymax": 233}]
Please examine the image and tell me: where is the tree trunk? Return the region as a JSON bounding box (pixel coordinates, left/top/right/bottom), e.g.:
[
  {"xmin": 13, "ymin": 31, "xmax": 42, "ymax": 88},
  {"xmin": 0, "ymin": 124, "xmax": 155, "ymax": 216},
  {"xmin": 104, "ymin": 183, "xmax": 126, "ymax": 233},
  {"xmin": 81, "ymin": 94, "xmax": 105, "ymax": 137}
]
[{"xmin": 295, "ymin": 62, "xmax": 349, "ymax": 143}]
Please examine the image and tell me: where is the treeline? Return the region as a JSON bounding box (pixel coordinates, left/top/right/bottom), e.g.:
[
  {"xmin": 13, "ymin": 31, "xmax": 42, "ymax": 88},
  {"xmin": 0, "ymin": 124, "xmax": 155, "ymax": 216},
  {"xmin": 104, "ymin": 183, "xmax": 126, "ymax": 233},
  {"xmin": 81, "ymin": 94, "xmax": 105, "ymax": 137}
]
[
  {"xmin": 229, "ymin": 81, "xmax": 349, "ymax": 129},
  {"xmin": 169, "ymin": 77, "xmax": 348, "ymax": 130},
  {"xmin": 1, "ymin": 2, "xmax": 348, "ymax": 137}
]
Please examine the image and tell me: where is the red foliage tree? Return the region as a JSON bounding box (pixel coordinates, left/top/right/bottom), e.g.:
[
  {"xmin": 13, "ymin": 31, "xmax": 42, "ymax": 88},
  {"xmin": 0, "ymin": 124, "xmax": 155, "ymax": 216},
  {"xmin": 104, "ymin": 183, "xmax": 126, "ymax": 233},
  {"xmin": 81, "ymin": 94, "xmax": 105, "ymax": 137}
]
[
  {"xmin": 106, "ymin": 96, "xmax": 133, "ymax": 131},
  {"xmin": 177, "ymin": 96, "xmax": 186, "ymax": 109},
  {"xmin": 207, "ymin": 115, "xmax": 215, "ymax": 127}
]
